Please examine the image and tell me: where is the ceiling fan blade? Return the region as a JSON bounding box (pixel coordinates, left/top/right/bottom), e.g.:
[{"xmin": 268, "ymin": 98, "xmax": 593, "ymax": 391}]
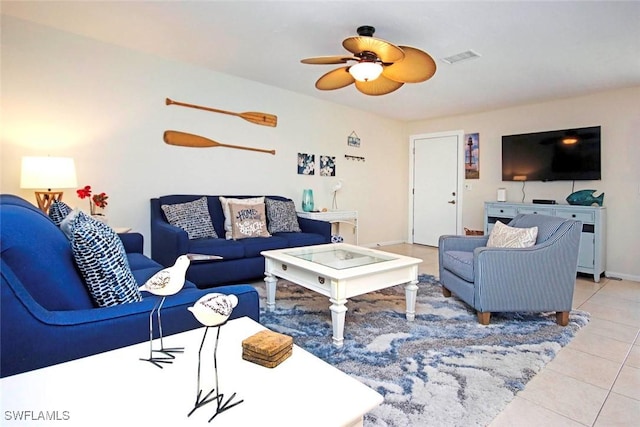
[
  {"xmin": 382, "ymin": 46, "xmax": 437, "ymax": 83},
  {"xmin": 355, "ymin": 75, "xmax": 404, "ymax": 96},
  {"xmin": 315, "ymin": 67, "xmax": 355, "ymax": 90},
  {"xmin": 342, "ymin": 36, "xmax": 404, "ymax": 63},
  {"xmin": 301, "ymin": 55, "xmax": 357, "ymax": 65}
]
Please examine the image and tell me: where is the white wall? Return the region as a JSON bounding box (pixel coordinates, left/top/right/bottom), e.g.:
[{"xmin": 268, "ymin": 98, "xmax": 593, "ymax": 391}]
[
  {"xmin": 406, "ymin": 87, "xmax": 640, "ymax": 281},
  {"xmin": 3, "ymin": 16, "xmax": 638, "ymax": 280},
  {"xmin": 0, "ymin": 16, "xmax": 408, "ymax": 251}
]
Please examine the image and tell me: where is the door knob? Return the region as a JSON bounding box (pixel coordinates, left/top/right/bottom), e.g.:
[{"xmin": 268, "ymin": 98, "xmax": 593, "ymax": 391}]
[{"xmin": 448, "ymin": 200, "xmax": 456, "ymax": 204}]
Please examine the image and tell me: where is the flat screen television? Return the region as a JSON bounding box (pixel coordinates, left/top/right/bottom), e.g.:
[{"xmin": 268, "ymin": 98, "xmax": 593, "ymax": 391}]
[{"xmin": 502, "ymin": 126, "xmax": 601, "ymax": 181}]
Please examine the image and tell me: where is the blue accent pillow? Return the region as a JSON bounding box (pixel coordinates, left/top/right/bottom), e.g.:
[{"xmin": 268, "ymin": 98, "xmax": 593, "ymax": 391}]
[
  {"xmin": 48, "ymin": 200, "xmax": 73, "ymax": 226},
  {"xmin": 68, "ymin": 211, "xmax": 142, "ymax": 307}
]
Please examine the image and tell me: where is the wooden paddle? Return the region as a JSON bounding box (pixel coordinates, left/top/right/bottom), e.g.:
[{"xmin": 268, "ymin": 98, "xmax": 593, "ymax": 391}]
[
  {"xmin": 163, "ymin": 130, "xmax": 276, "ymax": 155},
  {"xmin": 166, "ymin": 98, "xmax": 277, "ymax": 127}
]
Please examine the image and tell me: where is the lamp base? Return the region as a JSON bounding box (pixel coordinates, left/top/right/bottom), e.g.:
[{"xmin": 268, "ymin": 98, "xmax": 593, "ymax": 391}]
[{"xmin": 34, "ymin": 191, "xmax": 64, "ymax": 214}]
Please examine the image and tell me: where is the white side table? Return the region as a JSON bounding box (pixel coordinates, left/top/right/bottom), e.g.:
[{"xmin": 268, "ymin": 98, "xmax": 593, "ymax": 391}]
[{"xmin": 297, "ymin": 210, "xmax": 358, "ymax": 244}]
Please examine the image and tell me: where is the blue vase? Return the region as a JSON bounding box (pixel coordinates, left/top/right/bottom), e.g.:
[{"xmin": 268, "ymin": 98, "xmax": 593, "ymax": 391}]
[{"xmin": 302, "ymin": 189, "xmax": 314, "ymax": 212}]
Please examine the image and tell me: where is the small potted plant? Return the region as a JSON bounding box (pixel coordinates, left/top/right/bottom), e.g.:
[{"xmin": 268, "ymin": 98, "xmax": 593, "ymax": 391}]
[{"xmin": 77, "ymin": 185, "xmax": 109, "ymax": 221}]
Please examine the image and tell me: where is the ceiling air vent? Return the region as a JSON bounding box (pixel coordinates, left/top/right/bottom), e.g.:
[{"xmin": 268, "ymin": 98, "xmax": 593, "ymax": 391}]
[{"xmin": 441, "ymin": 50, "xmax": 481, "ymax": 65}]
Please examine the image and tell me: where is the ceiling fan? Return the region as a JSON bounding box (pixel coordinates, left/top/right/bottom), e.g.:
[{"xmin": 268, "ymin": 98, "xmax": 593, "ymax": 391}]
[{"xmin": 301, "ymin": 25, "xmax": 436, "ymax": 96}]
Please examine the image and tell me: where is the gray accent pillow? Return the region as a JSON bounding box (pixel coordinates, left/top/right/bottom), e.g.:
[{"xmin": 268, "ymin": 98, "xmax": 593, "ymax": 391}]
[
  {"xmin": 161, "ymin": 197, "xmax": 218, "ymax": 240},
  {"xmin": 68, "ymin": 211, "xmax": 142, "ymax": 307},
  {"xmin": 265, "ymin": 198, "xmax": 301, "ymax": 233}
]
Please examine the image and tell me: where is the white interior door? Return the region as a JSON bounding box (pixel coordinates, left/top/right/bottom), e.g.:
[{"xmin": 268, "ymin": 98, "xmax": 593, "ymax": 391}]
[{"xmin": 411, "ymin": 132, "xmax": 463, "ymax": 246}]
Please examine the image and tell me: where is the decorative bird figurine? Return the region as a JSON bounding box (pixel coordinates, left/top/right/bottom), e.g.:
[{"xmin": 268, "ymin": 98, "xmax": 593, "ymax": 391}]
[
  {"xmin": 188, "ymin": 293, "xmax": 238, "ymax": 327},
  {"xmin": 139, "ymin": 255, "xmax": 190, "ymax": 368},
  {"xmin": 187, "ymin": 293, "xmax": 242, "ymax": 421},
  {"xmin": 331, "ymin": 179, "xmax": 343, "ymax": 210}
]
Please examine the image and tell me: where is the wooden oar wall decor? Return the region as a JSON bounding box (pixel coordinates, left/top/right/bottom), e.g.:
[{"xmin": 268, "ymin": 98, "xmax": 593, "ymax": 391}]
[
  {"xmin": 166, "ymin": 98, "xmax": 277, "ymax": 127},
  {"xmin": 164, "ymin": 130, "xmax": 276, "ymax": 155},
  {"xmin": 164, "ymin": 97, "xmax": 277, "ymax": 155}
]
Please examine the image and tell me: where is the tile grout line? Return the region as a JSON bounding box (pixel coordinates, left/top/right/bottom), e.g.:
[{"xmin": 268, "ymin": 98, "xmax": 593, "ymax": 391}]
[{"xmin": 588, "ymin": 327, "xmax": 640, "ymax": 426}]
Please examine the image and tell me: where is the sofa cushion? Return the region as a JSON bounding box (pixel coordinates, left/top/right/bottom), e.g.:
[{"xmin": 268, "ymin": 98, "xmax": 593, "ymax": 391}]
[
  {"xmin": 68, "ymin": 211, "xmax": 143, "ymax": 307},
  {"xmin": 238, "ymin": 235, "xmax": 290, "ymax": 258},
  {"xmin": 161, "ymin": 196, "xmax": 218, "ymax": 240},
  {"xmin": 275, "ymin": 231, "xmax": 328, "ymax": 248},
  {"xmin": 187, "ymin": 237, "xmax": 246, "ymax": 260},
  {"xmin": 487, "ymin": 221, "xmax": 538, "ymax": 248},
  {"xmin": 48, "ymin": 200, "xmax": 73, "ymax": 226},
  {"xmin": 229, "ymin": 202, "xmax": 271, "ymax": 240},
  {"xmin": 265, "ymin": 198, "xmax": 301, "ymax": 233},
  {"xmin": 442, "ymin": 250, "xmax": 475, "ymax": 282},
  {"xmin": 219, "ymin": 196, "xmax": 264, "ymax": 239}
]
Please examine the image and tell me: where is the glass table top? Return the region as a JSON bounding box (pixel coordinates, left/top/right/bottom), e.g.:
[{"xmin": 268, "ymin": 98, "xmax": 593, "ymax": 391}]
[{"xmin": 284, "ymin": 246, "xmax": 395, "ymax": 270}]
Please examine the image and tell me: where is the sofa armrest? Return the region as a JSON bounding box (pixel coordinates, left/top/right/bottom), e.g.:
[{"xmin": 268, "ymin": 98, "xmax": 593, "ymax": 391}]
[
  {"xmin": 439, "ymin": 234, "xmax": 489, "ymax": 252},
  {"xmin": 119, "ymin": 232, "xmax": 143, "ymax": 254},
  {"xmin": 150, "ymin": 198, "xmax": 190, "ymax": 267},
  {"xmin": 151, "ymin": 221, "xmax": 189, "ymax": 267},
  {"xmin": 297, "ymin": 217, "xmax": 331, "ymax": 243}
]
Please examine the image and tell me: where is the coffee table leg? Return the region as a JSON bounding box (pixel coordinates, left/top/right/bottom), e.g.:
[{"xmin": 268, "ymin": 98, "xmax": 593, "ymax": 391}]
[
  {"xmin": 329, "ymin": 298, "xmax": 347, "ymax": 347},
  {"xmin": 264, "ymin": 273, "xmax": 277, "ymax": 312},
  {"xmin": 405, "ymin": 280, "xmax": 419, "ymax": 321}
]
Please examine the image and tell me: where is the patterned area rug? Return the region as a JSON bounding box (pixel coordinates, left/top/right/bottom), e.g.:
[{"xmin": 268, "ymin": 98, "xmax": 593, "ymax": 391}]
[{"xmin": 258, "ymin": 275, "xmax": 589, "ymax": 427}]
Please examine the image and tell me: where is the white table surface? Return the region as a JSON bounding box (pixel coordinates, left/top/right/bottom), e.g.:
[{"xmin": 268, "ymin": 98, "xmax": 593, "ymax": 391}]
[{"xmin": 1, "ymin": 317, "xmax": 383, "ymax": 427}]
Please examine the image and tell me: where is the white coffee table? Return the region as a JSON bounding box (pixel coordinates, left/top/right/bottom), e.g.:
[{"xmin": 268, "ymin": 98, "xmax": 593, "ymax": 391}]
[
  {"xmin": 262, "ymin": 243, "xmax": 422, "ymax": 347},
  {"xmin": 0, "ymin": 316, "xmax": 382, "ymax": 426}
]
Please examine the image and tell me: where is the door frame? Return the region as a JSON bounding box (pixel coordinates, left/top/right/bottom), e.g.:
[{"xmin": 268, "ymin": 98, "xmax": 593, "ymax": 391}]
[{"xmin": 408, "ymin": 130, "xmax": 465, "ymax": 243}]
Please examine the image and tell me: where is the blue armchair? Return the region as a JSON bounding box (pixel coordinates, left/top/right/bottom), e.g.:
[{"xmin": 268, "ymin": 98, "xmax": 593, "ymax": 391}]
[{"xmin": 438, "ymin": 214, "xmax": 582, "ymax": 326}]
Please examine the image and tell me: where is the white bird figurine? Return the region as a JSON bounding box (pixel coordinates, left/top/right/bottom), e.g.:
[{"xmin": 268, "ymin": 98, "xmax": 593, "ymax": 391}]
[
  {"xmin": 188, "ymin": 293, "xmax": 238, "ymax": 327},
  {"xmin": 139, "ymin": 255, "xmax": 190, "ymax": 368},
  {"xmin": 187, "ymin": 293, "xmax": 242, "ymax": 420},
  {"xmin": 331, "ymin": 179, "xmax": 343, "ymax": 210}
]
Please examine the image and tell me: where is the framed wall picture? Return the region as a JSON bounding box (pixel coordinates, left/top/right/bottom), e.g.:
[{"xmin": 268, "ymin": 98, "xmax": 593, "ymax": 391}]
[
  {"xmin": 297, "ymin": 153, "xmax": 315, "ymax": 175},
  {"xmin": 347, "ymin": 131, "xmax": 360, "ymax": 148},
  {"xmin": 464, "ymin": 133, "xmax": 479, "ymax": 179},
  {"xmin": 319, "ymin": 155, "xmax": 336, "ymax": 176}
]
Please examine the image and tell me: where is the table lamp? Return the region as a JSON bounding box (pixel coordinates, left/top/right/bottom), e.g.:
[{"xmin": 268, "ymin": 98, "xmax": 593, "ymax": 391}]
[{"xmin": 20, "ymin": 156, "xmax": 78, "ymax": 213}]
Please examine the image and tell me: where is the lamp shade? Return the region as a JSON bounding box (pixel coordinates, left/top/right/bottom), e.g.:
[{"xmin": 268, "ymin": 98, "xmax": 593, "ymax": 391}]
[
  {"xmin": 349, "ymin": 62, "xmax": 383, "ymax": 82},
  {"xmin": 20, "ymin": 157, "xmax": 78, "ymax": 190}
]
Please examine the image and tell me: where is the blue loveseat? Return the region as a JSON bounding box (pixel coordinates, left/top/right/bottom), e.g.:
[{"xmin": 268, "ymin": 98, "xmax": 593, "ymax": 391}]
[
  {"xmin": 151, "ymin": 195, "xmax": 331, "ymax": 288},
  {"xmin": 0, "ymin": 194, "xmax": 260, "ymax": 377}
]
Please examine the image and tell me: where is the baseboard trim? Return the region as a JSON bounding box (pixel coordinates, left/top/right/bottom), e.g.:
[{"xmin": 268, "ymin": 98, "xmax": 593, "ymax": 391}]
[
  {"xmin": 605, "ymin": 271, "xmax": 640, "ymax": 283},
  {"xmin": 361, "ymin": 240, "xmax": 406, "ymax": 249}
]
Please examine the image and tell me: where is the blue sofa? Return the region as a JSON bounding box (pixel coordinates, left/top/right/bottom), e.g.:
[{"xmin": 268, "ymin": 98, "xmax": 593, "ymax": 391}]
[
  {"xmin": 151, "ymin": 195, "xmax": 331, "ymax": 288},
  {"xmin": 0, "ymin": 194, "xmax": 260, "ymax": 377}
]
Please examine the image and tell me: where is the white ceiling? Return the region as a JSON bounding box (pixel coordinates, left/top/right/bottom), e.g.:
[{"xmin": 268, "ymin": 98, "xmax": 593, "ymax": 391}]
[{"xmin": 3, "ymin": 0, "xmax": 640, "ymax": 121}]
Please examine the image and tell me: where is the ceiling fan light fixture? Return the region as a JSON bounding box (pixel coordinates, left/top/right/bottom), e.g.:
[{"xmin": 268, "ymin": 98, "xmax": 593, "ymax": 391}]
[{"xmin": 349, "ymin": 62, "xmax": 383, "ymax": 82}]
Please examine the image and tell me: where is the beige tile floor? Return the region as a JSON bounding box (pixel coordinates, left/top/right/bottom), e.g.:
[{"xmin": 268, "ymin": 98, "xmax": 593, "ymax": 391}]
[{"xmin": 379, "ymin": 243, "xmax": 640, "ymax": 427}]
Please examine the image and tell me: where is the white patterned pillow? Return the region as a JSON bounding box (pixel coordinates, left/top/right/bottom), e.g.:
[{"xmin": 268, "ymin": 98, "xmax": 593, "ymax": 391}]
[
  {"xmin": 161, "ymin": 197, "xmax": 218, "ymax": 240},
  {"xmin": 229, "ymin": 202, "xmax": 271, "ymax": 240},
  {"xmin": 265, "ymin": 198, "xmax": 301, "ymax": 233},
  {"xmin": 68, "ymin": 211, "xmax": 142, "ymax": 307},
  {"xmin": 219, "ymin": 196, "xmax": 264, "ymax": 239},
  {"xmin": 48, "ymin": 200, "xmax": 73, "ymax": 226},
  {"xmin": 487, "ymin": 221, "xmax": 538, "ymax": 248}
]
